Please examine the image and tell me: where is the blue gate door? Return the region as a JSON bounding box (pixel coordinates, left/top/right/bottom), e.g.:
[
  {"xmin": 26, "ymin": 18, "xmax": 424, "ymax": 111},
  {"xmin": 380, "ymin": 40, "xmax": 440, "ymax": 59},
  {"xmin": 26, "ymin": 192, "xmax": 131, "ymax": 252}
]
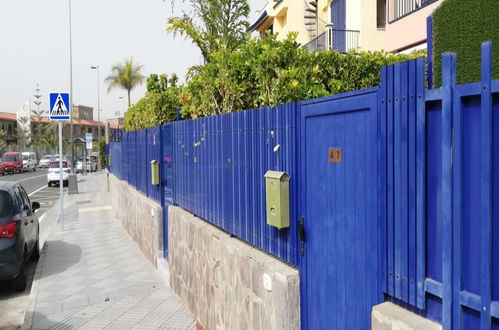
[
  {"xmin": 331, "ymin": 0, "xmax": 346, "ymax": 52},
  {"xmin": 300, "ymin": 89, "xmax": 381, "ymax": 330}
]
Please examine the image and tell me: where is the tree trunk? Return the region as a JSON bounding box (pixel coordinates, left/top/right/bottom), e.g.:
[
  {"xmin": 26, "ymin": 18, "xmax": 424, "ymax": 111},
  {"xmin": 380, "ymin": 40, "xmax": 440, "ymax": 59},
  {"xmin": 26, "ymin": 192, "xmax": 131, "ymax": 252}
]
[{"xmin": 127, "ymin": 90, "xmax": 131, "ymax": 110}]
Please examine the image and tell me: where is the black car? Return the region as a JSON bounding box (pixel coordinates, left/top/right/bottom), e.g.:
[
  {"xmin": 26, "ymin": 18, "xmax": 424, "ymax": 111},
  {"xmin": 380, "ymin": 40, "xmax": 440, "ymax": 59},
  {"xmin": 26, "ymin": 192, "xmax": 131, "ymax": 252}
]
[{"xmin": 0, "ymin": 182, "xmax": 40, "ymax": 291}]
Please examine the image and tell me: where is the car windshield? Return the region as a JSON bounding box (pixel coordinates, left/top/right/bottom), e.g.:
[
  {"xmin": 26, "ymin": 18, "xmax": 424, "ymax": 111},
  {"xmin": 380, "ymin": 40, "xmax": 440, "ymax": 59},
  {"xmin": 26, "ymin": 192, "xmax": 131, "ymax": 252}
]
[
  {"xmin": 0, "ymin": 190, "xmax": 13, "ymax": 218},
  {"xmin": 3, "ymin": 155, "xmax": 17, "ymax": 161},
  {"xmin": 22, "ymin": 155, "xmax": 29, "ymax": 160},
  {"xmin": 42, "ymin": 156, "xmax": 52, "ymax": 160},
  {"xmin": 50, "ymin": 161, "xmax": 68, "ymax": 168}
]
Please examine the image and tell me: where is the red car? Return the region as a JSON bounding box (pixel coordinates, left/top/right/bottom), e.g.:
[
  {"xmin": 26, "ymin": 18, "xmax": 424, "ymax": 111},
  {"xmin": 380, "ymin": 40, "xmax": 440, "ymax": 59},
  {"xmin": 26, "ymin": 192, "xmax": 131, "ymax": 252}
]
[{"xmin": 2, "ymin": 152, "xmax": 22, "ymax": 174}]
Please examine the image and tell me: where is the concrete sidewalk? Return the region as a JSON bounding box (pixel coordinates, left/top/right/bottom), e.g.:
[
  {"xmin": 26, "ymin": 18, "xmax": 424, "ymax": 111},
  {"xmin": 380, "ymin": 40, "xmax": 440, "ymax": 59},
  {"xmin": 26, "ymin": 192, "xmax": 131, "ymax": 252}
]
[{"xmin": 26, "ymin": 172, "xmax": 196, "ymax": 330}]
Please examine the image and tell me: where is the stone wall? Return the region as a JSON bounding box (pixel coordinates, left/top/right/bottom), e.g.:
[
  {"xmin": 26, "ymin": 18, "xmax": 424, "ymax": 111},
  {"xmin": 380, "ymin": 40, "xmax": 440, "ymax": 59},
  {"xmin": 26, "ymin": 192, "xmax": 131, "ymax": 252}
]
[
  {"xmin": 372, "ymin": 302, "xmax": 442, "ymax": 330},
  {"xmin": 169, "ymin": 206, "xmax": 300, "ymax": 330},
  {"xmin": 107, "ymin": 173, "xmax": 162, "ymax": 267}
]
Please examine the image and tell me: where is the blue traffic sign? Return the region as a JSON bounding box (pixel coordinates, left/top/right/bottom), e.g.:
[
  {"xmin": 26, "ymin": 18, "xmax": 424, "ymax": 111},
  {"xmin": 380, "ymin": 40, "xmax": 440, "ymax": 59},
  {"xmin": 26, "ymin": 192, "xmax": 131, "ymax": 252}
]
[
  {"xmin": 49, "ymin": 93, "xmax": 70, "ymax": 120},
  {"xmin": 85, "ymin": 133, "xmax": 93, "ymax": 143}
]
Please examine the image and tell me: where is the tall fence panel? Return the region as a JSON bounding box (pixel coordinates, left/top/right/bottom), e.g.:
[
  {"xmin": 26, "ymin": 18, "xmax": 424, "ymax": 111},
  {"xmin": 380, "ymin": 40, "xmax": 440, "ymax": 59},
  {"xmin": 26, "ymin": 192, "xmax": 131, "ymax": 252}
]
[
  {"xmin": 174, "ymin": 103, "xmax": 299, "ymax": 265},
  {"xmin": 379, "ymin": 58, "xmax": 426, "ymax": 308}
]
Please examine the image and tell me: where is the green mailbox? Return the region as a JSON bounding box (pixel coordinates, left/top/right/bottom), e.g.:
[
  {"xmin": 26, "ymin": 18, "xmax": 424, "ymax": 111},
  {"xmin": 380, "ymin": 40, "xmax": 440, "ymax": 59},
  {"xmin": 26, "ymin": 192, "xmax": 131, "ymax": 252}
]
[
  {"xmin": 264, "ymin": 170, "xmax": 290, "ymax": 229},
  {"xmin": 151, "ymin": 160, "xmax": 159, "ymax": 185}
]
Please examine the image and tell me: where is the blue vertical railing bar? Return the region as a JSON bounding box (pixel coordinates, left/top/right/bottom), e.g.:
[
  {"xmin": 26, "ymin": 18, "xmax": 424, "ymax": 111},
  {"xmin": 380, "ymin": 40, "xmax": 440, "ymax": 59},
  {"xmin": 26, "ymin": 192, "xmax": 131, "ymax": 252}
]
[
  {"xmin": 415, "ymin": 57, "xmax": 426, "ymax": 309},
  {"xmin": 408, "ymin": 59, "xmax": 416, "ymax": 307},
  {"xmin": 479, "ymin": 42, "xmax": 492, "ymax": 330},
  {"xmin": 441, "ymin": 52, "xmax": 456, "ymax": 330},
  {"xmin": 451, "ymin": 57, "xmax": 463, "ymax": 330},
  {"xmin": 427, "ymin": 16, "xmax": 433, "ymax": 89},
  {"xmin": 387, "ymin": 64, "xmax": 395, "ymax": 297},
  {"xmin": 378, "ymin": 66, "xmax": 388, "ymax": 297},
  {"xmin": 394, "ymin": 62, "xmax": 402, "ymax": 300}
]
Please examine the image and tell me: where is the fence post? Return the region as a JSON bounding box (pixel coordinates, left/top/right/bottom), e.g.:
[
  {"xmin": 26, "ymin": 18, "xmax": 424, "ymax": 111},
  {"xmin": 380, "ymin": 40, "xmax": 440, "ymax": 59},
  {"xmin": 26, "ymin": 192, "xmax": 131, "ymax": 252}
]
[
  {"xmin": 441, "ymin": 51, "xmax": 456, "ymax": 330},
  {"xmin": 479, "ymin": 41, "xmax": 493, "ymax": 330}
]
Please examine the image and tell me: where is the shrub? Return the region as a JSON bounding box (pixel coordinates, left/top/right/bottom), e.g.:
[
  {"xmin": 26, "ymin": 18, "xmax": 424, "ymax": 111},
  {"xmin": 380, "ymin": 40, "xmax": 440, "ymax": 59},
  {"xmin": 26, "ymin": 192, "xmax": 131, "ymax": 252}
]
[{"xmin": 181, "ymin": 33, "xmax": 425, "ymax": 118}]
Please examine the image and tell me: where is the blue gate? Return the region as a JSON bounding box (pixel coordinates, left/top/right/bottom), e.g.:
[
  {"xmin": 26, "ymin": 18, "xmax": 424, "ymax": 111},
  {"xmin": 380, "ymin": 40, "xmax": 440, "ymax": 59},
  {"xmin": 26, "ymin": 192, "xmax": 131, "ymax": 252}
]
[{"xmin": 300, "ymin": 88, "xmax": 381, "ymax": 329}]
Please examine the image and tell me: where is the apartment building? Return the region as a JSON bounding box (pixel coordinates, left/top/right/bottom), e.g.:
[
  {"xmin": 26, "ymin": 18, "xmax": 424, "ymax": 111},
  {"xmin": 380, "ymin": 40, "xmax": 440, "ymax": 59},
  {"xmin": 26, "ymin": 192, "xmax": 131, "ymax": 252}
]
[{"xmin": 250, "ymin": 0, "xmax": 443, "ymax": 53}]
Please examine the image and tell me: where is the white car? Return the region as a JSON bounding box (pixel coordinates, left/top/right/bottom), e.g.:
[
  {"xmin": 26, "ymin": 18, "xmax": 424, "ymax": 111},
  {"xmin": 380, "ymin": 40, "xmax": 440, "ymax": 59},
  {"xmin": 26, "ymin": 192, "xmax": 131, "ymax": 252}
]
[
  {"xmin": 22, "ymin": 152, "xmax": 37, "ymax": 172},
  {"xmin": 47, "ymin": 160, "xmax": 71, "ymax": 187},
  {"xmin": 38, "ymin": 155, "xmax": 54, "ymax": 168}
]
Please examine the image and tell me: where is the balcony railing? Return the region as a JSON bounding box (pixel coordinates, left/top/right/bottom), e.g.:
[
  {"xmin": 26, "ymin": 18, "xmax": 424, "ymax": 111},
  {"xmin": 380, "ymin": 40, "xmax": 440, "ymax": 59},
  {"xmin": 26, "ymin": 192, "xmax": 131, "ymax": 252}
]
[
  {"xmin": 304, "ymin": 27, "xmax": 360, "ymax": 53},
  {"xmin": 389, "ymin": 0, "xmax": 439, "ymax": 22}
]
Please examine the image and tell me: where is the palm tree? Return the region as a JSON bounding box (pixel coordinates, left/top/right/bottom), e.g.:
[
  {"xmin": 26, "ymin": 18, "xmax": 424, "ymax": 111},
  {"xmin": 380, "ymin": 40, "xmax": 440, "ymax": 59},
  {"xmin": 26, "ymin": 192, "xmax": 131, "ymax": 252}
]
[
  {"xmin": 167, "ymin": 0, "xmax": 250, "ymax": 62},
  {"xmin": 105, "ymin": 58, "xmax": 145, "ymax": 109}
]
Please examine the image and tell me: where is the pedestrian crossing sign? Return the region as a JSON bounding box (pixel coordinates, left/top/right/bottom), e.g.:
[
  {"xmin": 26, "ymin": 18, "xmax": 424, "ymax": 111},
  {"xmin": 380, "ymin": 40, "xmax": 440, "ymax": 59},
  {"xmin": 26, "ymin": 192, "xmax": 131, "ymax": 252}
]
[{"xmin": 49, "ymin": 93, "xmax": 71, "ymax": 120}]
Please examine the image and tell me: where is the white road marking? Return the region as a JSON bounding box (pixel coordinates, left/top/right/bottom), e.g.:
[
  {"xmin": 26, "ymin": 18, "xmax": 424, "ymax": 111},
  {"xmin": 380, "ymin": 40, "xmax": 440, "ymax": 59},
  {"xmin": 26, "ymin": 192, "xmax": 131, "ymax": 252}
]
[
  {"xmin": 28, "ymin": 184, "xmax": 49, "ymax": 197},
  {"xmin": 38, "ymin": 212, "xmax": 47, "ymax": 224}
]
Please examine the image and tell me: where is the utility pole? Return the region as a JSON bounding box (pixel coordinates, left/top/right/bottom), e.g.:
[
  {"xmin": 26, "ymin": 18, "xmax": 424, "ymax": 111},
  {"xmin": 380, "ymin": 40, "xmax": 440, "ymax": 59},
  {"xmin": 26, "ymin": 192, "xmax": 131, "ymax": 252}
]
[
  {"xmin": 91, "ymin": 65, "xmax": 101, "ymax": 170},
  {"xmin": 69, "ymin": 0, "xmax": 75, "ymax": 171}
]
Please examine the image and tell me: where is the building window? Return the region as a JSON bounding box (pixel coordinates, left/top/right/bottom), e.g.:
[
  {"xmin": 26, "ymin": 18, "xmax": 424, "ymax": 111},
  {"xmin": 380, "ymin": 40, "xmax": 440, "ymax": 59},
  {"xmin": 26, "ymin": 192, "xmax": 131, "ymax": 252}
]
[
  {"xmin": 8, "ymin": 124, "xmax": 12, "ymax": 135},
  {"xmin": 377, "ymin": 0, "xmax": 386, "ymax": 28}
]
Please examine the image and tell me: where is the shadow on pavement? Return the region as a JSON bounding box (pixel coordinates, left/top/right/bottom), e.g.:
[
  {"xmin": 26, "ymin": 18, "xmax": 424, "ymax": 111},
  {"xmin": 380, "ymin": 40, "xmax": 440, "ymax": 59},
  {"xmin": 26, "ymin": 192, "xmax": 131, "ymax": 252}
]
[
  {"xmin": 39, "ymin": 241, "xmax": 81, "ymax": 279},
  {"xmin": 29, "ymin": 311, "xmax": 77, "ymax": 330}
]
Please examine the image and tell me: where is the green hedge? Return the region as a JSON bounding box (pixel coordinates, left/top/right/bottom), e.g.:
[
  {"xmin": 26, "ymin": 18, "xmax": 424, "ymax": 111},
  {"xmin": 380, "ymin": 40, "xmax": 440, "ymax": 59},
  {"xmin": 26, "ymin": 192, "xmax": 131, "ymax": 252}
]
[
  {"xmin": 124, "ymin": 34, "xmax": 425, "ymax": 130},
  {"xmin": 180, "ymin": 33, "xmax": 425, "ymax": 118},
  {"xmin": 432, "ymin": 0, "xmax": 499, "ymax": 87}
]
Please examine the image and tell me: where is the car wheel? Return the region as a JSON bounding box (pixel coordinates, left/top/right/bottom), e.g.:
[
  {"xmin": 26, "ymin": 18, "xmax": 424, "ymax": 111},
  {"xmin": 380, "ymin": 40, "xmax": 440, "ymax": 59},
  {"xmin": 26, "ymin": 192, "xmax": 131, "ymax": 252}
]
[
  {"xmin": 31, "ymin": 236, "xmax": 40, "ymax": 261},
  {"xmin": 48, "ymin": 182, "xmax": 52, "ymax": 187},
  {"xmin": 12, "ymin": 262, "xmax": 27, "ymax": 292},
  {"xmin": 63, "ymin": 180, "xmax": 68, "ymax": 187}
]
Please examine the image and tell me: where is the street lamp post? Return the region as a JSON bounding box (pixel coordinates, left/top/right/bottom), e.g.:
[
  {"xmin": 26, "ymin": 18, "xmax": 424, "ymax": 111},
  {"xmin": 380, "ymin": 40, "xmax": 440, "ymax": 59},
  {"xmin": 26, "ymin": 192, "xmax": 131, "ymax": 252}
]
[
  {"xmin": 69, "ymin": 0, "xmax": 75, "ymax": 173},
  {"xmin": 90, "ymin": 65, "xmax": 101, "ymax": 142},
  {"xmin": 118, "ymin": 96, "xmax": 124, "ymax": 117},
  {"xmin": 91, "ymin": 65, "xmax": 101, "ymax": 170}
]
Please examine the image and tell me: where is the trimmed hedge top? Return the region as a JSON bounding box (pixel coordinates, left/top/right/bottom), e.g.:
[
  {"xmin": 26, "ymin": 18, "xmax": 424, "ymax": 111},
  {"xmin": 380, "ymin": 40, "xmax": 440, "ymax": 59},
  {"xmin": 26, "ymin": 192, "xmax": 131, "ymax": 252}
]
[{"xmin": 432, "ymin": 0, "xmax": 499, "ymax": 87}]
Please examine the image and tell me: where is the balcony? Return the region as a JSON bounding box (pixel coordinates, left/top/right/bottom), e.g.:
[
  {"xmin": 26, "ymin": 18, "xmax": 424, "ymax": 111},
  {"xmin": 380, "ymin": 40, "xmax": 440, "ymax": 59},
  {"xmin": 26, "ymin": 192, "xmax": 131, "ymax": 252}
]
[
  {"xmin": 304, "ymin": 26, "xmax": 360, "ymax": 53},
  {"xmin": 389, "ymin": 0, "xmax": 440, "ymax": 22}
]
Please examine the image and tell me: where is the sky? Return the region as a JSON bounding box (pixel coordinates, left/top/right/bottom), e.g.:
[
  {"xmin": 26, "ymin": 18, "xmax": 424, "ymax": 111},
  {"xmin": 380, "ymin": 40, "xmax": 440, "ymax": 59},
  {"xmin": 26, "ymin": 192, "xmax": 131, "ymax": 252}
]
[{"xmin": 0, "ymin": 0, "xmax": 266, "ymax": 121}]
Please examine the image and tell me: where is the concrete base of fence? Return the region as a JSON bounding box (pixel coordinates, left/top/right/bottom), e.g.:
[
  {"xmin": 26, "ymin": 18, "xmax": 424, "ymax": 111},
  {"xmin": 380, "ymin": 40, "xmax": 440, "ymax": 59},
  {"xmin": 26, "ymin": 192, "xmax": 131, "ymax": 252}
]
[
  {"xmin": 168, "ymin": 206, "xmax": 300, "ymax": 330},
  {"xmin": 372, "ymin": 302, "xmax": 441, "ymax": 330},
  {"xmin": 108, "ymin": 173, "xmax": 163, "ymax": 267}
]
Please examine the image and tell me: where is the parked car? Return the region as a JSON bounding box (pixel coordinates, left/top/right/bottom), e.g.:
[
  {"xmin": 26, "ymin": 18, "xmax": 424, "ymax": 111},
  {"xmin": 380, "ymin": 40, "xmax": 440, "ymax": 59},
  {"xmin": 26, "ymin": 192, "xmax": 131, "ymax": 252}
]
[
  {"xmin": 2, "ymin": 152, "xmax": 22, "ymax": 174},
  {"xmin": 38, "ymin": 155, "xmax": 54, "ymax": 168},
  {"xmin": 76, "ymin": 157, "xmax": 96, "ymax": 173},
  {"xmin": 0, "ymin": 158, "xmax": 5, "ymax": 176},
  {"xmin": 0, "ymin": 182, "xmax": 40, "ymax": 291},
  {"xmin": 47, "ymin": 160, "xmax": 71, "ymax": 187},
  {"xmin": 22, "ymin": 152, "xmax": 37, "ymax": 172}
]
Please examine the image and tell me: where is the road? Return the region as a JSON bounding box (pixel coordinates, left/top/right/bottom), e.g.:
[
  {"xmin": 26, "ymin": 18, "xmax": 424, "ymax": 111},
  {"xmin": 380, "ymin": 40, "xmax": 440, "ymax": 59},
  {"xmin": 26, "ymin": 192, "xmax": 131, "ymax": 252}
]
[{"xmin": 0, "ymin": 168, "xmax": 69, "ymax": 328}]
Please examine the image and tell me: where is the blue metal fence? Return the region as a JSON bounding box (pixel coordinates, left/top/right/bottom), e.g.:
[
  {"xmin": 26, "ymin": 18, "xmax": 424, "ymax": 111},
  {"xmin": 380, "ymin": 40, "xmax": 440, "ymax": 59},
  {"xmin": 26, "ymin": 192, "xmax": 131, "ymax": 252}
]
[
  {"xmin": 107, "ymin": 42, "xmax": 499, "ymax": 329},
  {"xmin": 174, "ymin": 103, "xmax": 299, "ymax": 264}
]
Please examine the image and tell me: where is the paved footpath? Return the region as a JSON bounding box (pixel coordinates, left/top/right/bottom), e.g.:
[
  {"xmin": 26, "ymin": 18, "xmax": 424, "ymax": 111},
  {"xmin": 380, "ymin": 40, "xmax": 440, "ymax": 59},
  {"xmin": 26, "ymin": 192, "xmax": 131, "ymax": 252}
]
[{"xmin": 26, "ymin": 172, "xmax": 196, "ymax": 330}]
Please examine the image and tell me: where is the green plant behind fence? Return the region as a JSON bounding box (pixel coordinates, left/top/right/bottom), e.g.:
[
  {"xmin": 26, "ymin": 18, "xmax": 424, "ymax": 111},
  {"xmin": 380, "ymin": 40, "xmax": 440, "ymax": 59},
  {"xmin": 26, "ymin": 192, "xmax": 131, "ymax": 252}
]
[
  {"xmin": 124, "ymin": 34, "xmax": 425, "ymax": 130},
  {"xmin": 432, "ymin": 0, "xmax": 499, "ymax": 87}
]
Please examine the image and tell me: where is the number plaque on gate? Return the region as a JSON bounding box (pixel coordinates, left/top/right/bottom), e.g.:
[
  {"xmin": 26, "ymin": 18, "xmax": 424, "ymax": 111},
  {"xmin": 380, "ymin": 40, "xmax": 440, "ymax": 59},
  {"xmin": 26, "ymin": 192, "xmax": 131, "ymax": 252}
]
[{"xmin": 328, "ymin": 148, "xmax": 342, "ymax": 163}]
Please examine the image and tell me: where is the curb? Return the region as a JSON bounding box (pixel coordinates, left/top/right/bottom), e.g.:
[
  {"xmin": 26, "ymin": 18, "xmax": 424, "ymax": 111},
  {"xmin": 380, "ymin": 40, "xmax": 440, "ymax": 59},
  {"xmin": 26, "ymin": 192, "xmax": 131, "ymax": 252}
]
[
  {"xmin": 22, "ymin": 193, "xmax": 65, "ymax": 329},
  {"xmin": 22, "ymin": 242, "xmax": 48, "ymax": 330}
]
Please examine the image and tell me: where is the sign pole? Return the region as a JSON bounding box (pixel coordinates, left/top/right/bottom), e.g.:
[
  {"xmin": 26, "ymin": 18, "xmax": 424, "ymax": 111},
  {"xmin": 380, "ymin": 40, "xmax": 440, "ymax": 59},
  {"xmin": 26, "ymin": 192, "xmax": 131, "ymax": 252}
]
[{"xmin": 58, "ymin": 120, "xmax": 64, "ymax": 230}]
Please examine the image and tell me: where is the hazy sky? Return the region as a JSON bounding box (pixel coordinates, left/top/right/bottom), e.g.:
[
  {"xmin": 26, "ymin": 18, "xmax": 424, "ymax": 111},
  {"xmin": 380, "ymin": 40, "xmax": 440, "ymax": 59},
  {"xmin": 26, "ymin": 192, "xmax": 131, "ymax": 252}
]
[{"xmin": 0, "ymin": 0, "xmax": 266, "ymax": 121}]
